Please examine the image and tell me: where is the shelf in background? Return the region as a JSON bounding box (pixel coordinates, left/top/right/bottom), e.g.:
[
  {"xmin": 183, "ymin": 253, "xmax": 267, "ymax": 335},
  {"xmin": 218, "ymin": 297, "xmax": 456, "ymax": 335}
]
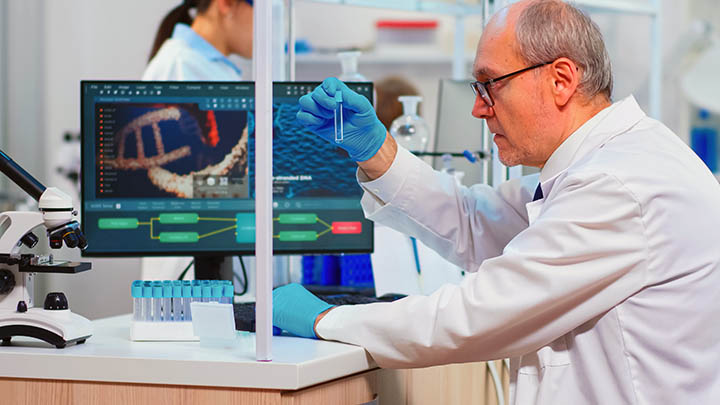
[
  {"xmin": 573, "ymin": 0, "xmax": 659, "ymax": 15},
  {"xmin": 297, "ymin": 0, "xmax": 659, "ymax": 17},
  {"xmin": 295, "ymin": 51, "xmax": 475, "ymax": 65},
  {"xmin": 296, "ymin": 0, "xmax": 485, "ymax": 15}
]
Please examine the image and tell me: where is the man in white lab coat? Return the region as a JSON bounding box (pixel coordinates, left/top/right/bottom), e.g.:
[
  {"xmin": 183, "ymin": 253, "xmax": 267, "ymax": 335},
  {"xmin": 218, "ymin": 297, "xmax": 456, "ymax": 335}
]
[{"xmin": 273, "ymin": 0, "xmax": 720, "ymax": 403}]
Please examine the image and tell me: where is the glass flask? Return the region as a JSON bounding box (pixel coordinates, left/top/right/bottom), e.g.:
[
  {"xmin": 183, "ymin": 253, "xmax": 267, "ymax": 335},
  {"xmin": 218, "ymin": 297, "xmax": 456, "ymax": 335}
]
[
  {"xmin": 389, "ymin": 96, "xmax": 430, "ymax": 153},
  {"xmin": 337, "ymin": 51, "xmax": 369, "ymax": 82}
]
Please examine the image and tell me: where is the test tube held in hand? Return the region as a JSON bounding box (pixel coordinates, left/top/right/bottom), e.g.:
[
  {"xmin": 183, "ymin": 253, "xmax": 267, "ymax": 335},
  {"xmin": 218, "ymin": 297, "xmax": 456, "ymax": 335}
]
[{"xmin": 334, "ymin": 92, "xmax": 343, "ymax": 143}]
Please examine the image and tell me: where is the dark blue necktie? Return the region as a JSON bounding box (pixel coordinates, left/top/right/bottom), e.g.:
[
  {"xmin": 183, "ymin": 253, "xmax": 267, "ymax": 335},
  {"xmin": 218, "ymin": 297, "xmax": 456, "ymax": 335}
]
[{"xmin": 532, "ymin": 184, "xmax": 543, "ymax": 201}]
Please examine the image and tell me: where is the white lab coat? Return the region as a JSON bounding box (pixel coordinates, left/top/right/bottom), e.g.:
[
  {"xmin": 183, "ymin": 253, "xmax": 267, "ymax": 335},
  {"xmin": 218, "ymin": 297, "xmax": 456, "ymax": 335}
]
[
  {"xmin": 317, "ymin": 96, "xmax": 720, "ymax": 404},
  {"xmin": 142, "ymin": 23, "xmax": 243, "ymax": 81}
]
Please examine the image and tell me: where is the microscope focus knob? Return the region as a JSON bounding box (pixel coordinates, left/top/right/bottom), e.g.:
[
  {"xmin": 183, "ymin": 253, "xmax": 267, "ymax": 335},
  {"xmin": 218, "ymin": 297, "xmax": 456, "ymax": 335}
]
[
  {"xmin": 0, "ymin": 269, "xmax": 15, "ymax": 294},
  {"xmin": 21, "ymin": 232, "xmax": 39, "ymax": 249},
  {"xmin": 44, "ymin": 292, "xmax": 69, "ymax": 310}
]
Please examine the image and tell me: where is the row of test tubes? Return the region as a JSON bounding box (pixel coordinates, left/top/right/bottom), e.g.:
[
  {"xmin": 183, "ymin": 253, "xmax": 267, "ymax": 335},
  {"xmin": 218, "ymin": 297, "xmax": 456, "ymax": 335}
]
[{"xmin": 131, "ymin": 280, "xmax": 234, "ymax": 322}]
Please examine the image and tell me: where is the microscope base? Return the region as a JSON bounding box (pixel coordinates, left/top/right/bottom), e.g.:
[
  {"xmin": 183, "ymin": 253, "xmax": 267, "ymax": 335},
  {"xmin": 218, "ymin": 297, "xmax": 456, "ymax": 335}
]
[
  {"xmin": 0, "ymin": 308, "xmax": 93, "ymax": 349},
  {"xmin": 0, "ymin": 325, "xmax": 89, "ymax": 349}
]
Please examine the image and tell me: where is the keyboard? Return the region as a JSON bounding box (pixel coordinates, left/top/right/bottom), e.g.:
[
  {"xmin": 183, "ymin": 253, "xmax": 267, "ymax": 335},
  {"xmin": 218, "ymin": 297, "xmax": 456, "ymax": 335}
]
[{"xmin": 234, "ymin": 293, "xmax": 404, "ymax": 333}]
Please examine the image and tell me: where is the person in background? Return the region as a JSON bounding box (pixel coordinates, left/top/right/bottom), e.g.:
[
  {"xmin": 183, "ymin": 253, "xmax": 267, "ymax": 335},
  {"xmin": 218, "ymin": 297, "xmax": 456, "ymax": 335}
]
[
  {"xmin": 374, "ymin": 76, "xmax": 421, "ymax": 130},
  {"xmin": 143, "ymin": 0, "xmax": 253, "ymax": 81},
  {"xmin": 273, "ymin": 0, "xmax": 720, "ymax": 403}
]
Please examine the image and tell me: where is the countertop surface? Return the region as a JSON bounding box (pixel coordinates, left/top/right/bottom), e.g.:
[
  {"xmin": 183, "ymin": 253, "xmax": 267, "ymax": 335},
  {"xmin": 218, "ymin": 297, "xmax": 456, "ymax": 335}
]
[{"xmin": 0, "ymin": 314, "xmax": 376, "ymax": 390}]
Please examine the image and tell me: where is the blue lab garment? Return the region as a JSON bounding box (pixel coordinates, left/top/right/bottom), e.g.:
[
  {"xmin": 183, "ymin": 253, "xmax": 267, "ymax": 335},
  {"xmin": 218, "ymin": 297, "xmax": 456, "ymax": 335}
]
[
  {"xmin": 273, "ymin": 283, "xmax": 334, "ymax": 339},
  {"xmin": 142, "ymin": 23, "xmax": 243, "ymax": 81},
  {"xmin": 297, "ymin": 78, "xmax": 387, "ymax": 162}
]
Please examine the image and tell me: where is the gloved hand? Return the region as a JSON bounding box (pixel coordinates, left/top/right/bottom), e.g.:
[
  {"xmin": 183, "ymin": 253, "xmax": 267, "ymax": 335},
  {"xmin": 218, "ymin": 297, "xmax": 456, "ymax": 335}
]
[
  {"xmin": 273, "ymin": 283, "xmax": 334, "ymax": 339},
  {"xmin": 297, "ymin": 77, "xmax": 387, "ymax": 162}
]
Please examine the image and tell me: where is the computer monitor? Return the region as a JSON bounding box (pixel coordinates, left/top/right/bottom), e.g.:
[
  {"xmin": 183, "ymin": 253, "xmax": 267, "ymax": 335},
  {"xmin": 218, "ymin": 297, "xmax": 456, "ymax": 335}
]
[{"xmin": 80, "ymin": 81, "xmax": 374, "ymax": 278}]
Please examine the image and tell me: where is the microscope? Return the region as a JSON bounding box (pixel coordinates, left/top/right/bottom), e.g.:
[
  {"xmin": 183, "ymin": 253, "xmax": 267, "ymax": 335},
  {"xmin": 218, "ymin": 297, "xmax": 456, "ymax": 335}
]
[{"xmin": 0, "ymin": 149, "xmax": 92, "ymax": 348}]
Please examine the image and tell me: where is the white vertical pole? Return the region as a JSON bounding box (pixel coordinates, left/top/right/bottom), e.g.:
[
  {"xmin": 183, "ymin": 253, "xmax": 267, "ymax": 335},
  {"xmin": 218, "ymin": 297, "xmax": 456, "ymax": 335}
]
[
  {"xmin": 288, "ymin": 0, "xmax": 296, "ymax": 81},
  {"xmin": 508, "ymin": 163, "xmax": 523, "ymax": 179},
  {"xmin": 272, "ymin": 0, "xmax": 285, "ymax": 82},
  {"xmin": 492, "ymin": 143, "xmax": 507, "ymax": 185},
  {"xmin": 481, "ymin": 123, "xmax": 490, "ymax": 185},
  {"xmin": 648, "ymin": 0, "xmax": 662, "ymax": 120},
  {"xmin": 489, "ymin": 0, "xmax": 509, "ymax": 186},
  {"xmin": 452, "ymin": 13, "xmax": 465, "ymax": 81},
  {"xmin": 0, "ymin": 0, "xmax": 6, "ymax": 152},
  {"xmin": 254, "ymin": 0, "xmax": 273, "ymax": 362},
  {"xmin": 480, "ymin": 0, "xmax": 491, "ymax": 185}
]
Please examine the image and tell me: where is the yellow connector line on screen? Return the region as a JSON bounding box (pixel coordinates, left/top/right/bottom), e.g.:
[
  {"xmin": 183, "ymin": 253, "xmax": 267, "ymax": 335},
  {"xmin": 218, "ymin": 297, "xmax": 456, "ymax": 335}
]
[{"xmin": 133, "ymin": 214, "xmax": 338, "ymax": 241}]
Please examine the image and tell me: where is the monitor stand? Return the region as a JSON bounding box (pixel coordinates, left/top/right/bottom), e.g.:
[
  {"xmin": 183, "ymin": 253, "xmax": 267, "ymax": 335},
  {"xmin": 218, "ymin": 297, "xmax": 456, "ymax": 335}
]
[
  {"xmin": 193, "ymin": 256, "xmax": 256, "ymax": 301},
  {"xmin": 193, "ymin": 256, "xmax": 234, "ymax": 281}
]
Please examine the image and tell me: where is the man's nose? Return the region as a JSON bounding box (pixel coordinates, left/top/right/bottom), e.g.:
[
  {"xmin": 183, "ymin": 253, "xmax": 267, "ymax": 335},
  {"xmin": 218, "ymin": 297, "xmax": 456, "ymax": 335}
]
[{"xmin": 471, "ymin": 95, "xmax": 494, "ymax": 119}]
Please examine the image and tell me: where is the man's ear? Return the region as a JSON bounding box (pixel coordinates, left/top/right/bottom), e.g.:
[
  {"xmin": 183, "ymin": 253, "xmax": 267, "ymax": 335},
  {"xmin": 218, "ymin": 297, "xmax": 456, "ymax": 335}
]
[
  {"xmin": 548, "ymin": 57, "xmax": 580, "ymax": 107},
  {"xmin": 216, "ymin": 0, "xmax": 234, "ymax": 15}
]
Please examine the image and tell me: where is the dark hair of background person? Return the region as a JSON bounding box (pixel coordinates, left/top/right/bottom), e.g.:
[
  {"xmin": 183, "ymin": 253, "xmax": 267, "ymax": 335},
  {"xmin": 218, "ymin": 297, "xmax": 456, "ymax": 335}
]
[
  {"xmin": 148, "ymin": 0, "xmax": 214, "ymax": 62},
  {"xmin": 375, "ymin": 76, "xmax": 421, "ymax": 130}
]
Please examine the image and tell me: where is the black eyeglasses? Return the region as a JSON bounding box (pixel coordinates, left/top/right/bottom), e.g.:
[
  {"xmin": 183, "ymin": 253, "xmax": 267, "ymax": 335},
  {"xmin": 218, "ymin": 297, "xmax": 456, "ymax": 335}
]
[{"xmin": 470, "ymin": 61, "xmax": 552, "ymax": 107}]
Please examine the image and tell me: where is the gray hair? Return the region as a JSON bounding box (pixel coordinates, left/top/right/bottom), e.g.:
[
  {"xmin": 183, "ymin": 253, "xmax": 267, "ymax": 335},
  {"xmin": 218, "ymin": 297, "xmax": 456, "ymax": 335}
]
[{"xmin": 515, "ymin": 0, "xmax": 613, "ymax": 100}]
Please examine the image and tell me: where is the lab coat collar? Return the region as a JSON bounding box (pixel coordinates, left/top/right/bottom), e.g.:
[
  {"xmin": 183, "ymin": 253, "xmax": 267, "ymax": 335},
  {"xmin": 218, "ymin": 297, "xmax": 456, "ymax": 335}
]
[
  {"xmin": 171, "ymin": 23, "xmax": 243, "ymax": 77},
  {"xmin": 527, "ymin": 96, "xmax": 644, "ymax": 224},
  {"xmin": 538, "ymin": 95, "xmax": 645, "ymax": 187}
]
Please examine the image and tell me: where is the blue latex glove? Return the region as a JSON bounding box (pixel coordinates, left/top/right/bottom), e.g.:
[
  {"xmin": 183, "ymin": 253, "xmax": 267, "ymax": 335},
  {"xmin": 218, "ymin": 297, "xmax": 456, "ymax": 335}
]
[
  {"xmin": 297, "ymin": 77, "xmax": 387, "ymax": 162},
  {"xmin": 273, "ymin": 283, "xmax": 334, "ymax": 339}
]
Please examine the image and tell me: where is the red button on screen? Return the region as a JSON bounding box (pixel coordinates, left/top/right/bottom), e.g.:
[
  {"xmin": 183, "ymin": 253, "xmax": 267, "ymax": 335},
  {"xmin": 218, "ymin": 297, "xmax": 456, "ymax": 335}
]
[{"xmin": 332, "ymin": 222, "xmax": 362, "ymax": 234}]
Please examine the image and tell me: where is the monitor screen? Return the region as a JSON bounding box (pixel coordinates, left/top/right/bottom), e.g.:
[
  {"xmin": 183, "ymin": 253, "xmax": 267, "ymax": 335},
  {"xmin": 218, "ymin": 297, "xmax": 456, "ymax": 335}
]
[{"xmin": 80, "ymin": 81, "xmax": 373, "ymax": 257}]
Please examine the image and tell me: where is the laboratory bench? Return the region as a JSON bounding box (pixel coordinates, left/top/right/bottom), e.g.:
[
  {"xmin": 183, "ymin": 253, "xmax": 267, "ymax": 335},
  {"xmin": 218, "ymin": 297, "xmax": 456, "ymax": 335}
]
[
  {"xmin": 0, "ymin": 315, "xmax": 508, "ymax": 405},
  {"xmin": 0, "ymin": 314, "xmax": 379, "ymax": 405}
]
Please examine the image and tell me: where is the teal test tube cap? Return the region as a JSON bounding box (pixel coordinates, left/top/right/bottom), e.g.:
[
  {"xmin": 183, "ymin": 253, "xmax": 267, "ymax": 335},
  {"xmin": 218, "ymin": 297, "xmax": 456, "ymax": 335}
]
[
  {"xmin": 192, "ymin": 285, "xmax": 202, "ymax": 298},
  {"xmin": 211, "ymin": 284, "xmax": 222, "ymax": 299},
  {"xmin": 223, "ymin": 284, "xmax": 234, "ymax": 298},
  {"xmin": 163, "ymin": 284, "xmax": 173, "ymax": 298},
  {"xmin": 153, "ymin": 285, "xmax": 163, "ymax": 298},
  {"xmin": 131, "ymin": 281, "xmax": 143, "ymax": 298}
]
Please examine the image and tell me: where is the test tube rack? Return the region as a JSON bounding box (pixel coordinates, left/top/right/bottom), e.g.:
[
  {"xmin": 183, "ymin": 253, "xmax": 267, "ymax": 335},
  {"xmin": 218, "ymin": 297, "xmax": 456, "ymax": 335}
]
[{"xmin": 130, "ymin": 280, "xmax": 234, "ymax": 341}]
